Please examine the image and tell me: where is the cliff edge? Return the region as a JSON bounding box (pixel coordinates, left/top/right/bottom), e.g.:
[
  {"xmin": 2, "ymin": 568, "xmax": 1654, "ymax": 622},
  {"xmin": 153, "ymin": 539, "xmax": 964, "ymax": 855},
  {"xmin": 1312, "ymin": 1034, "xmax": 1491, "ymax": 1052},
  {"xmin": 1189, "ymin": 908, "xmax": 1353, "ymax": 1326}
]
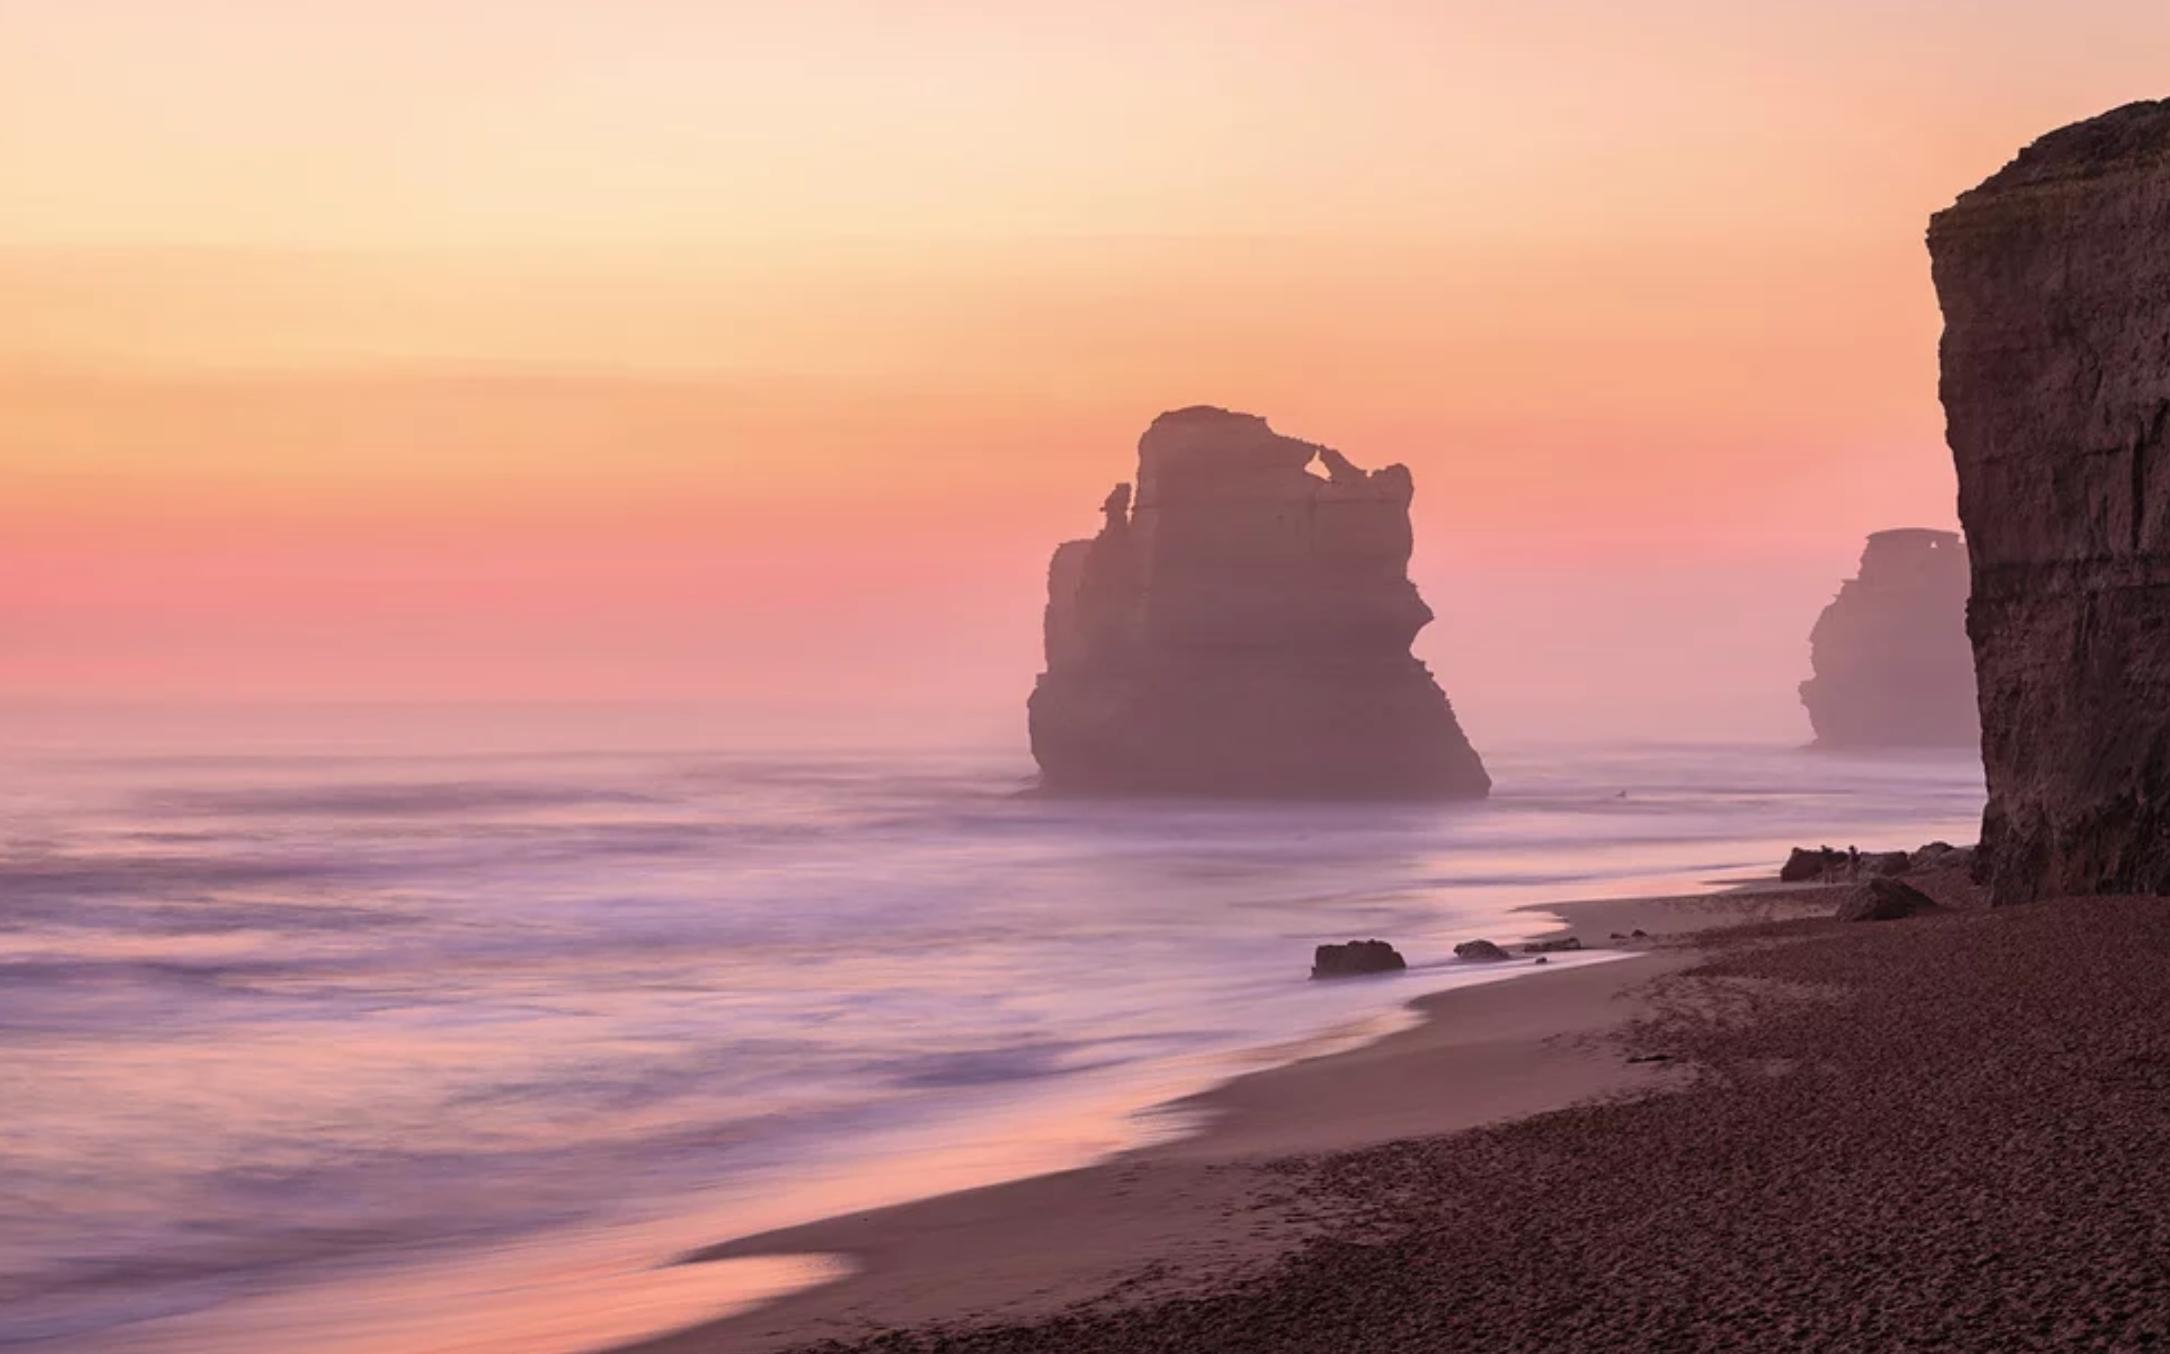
[{"xmin": 1929, "ymin": 99, "xmax": 2170, "ymax": 901}]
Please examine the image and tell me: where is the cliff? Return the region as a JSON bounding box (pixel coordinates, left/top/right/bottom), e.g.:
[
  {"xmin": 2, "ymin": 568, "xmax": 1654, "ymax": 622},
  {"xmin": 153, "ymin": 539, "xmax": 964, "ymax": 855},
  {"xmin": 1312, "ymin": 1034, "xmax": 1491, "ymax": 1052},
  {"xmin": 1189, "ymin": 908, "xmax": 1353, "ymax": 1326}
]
[
  {"xmin": 1928, "ymin": 99, "xmax": 2170, "ymax": 902},
  {"xmin": 1028, "ymin": 407, "xmax": 1490, "ymax": 797},
  {"xmin": 1798, "ymin": 529, "xmax": 1978, "ymax": 749}
]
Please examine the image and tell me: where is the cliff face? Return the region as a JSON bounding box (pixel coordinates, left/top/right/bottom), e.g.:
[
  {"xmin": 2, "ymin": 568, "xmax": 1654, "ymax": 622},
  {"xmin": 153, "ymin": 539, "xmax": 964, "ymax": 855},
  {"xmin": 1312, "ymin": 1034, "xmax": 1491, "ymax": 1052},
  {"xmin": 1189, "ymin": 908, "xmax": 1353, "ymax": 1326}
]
[
  {"xmin": 1798, "ymin": 529, "xmax": 1978, "ymax": 749},
  {"xmin": 1928, "ymin": 99, "xmax": 2170, "ymax": 902},
  {"xmin": 1029, "ymin": 407, "xmax": 1490, "ymax": 797}
]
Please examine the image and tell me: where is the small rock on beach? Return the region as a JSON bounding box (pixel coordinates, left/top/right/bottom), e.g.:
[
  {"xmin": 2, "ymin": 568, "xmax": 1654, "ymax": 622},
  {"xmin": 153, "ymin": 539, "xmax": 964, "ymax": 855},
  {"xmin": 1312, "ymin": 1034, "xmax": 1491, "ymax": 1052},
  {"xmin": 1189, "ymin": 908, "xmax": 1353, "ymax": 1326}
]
[
  {"xmin": 1836, "ymin": 876, "xmax": 1939, "ymax": 923},
  {"xmin": 1523, "ymin": 936, "xmax": 1583, "ymax": 954},
  {"xmin": 1311, "ymin": 939, "xmax": 1407, "ymax": 978}
]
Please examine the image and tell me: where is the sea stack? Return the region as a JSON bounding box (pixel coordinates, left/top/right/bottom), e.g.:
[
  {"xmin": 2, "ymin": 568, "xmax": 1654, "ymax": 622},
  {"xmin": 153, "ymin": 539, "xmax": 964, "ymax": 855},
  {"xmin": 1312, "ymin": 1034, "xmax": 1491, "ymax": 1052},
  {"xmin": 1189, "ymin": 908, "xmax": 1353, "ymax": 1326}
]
[
  {"xmin": 1028, "ymin": 407, "xmax": 1489, "ymax": 797},
  {"xmin": 1929, "ymin": 99, "xmax": 2170, "ymax": 902},
  {"xmin": 1797, "ymin": 528, "xmax": 1978, "ymax": 749}
]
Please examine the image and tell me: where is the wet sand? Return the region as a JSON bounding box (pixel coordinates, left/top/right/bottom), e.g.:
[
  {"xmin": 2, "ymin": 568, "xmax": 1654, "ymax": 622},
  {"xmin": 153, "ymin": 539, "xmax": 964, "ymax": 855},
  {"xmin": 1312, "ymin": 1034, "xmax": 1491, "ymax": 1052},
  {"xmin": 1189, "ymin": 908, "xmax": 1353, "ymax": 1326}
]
[{"xmin": 619, "ymin": 880, "xmax": 1863, "ymax": 1353}]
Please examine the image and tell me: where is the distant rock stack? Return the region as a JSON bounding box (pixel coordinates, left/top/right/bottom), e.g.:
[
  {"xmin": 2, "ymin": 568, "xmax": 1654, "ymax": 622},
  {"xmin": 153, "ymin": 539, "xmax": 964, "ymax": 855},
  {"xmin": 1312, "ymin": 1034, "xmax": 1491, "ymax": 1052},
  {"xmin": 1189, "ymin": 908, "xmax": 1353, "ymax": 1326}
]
[
  {"xmin": 1929, "ymin": 99, "xmax": 2170, "ymax": 902},
  {"xmin": 1028, "ymin": 407, "xmax": 1490, "ymax": 797},
  {"xmin": 1797, "ymin": 529, "xmax": 1978, "ymax": 749}
]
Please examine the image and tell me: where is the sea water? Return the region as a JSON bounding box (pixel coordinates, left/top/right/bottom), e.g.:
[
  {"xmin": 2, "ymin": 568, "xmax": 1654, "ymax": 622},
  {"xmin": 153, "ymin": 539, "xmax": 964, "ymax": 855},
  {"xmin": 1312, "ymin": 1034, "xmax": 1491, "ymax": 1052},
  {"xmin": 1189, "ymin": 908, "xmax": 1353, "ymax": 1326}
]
[{"xmin": 0, "ymin": 717, "xmax": 1984, "ymax": 1351}]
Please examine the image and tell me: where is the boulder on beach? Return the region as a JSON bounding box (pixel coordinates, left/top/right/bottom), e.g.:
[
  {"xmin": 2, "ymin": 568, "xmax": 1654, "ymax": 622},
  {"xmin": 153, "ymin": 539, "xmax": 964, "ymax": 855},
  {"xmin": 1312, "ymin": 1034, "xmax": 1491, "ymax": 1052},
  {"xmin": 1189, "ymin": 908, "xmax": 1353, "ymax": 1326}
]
[
  {"xmin": 1781, "ymin": 845, "xmax": 1913, "ymax": 881},
  {"xmin": 1029, "ymin": 407, "xmax": 1490, "ymax": 798},
  {"xmin": 1780, "ymin": 846, "xmax": 1845, "ymax": 882},
  {"xmin": 1453, "ymin": 939, "xmax": 1512, "ymax": 963},
  {"xmin": 1523, "ymin": 936, "xmax": 1583, "ymax": 954},
  {"xmin": 1836, "ymin": 876, "xmax": 1940, "ymax": 923},
  {"xmin": 1863, "ymin": 851, "xmax": 1913, "ymax": 877},
  {"xmin": 1311, "ymin": 939, "xmax": 1407, "ymax": 979},
  {"xmin": 1910, "ymin": 840, "xmax": 1976, "ymax": 872}
]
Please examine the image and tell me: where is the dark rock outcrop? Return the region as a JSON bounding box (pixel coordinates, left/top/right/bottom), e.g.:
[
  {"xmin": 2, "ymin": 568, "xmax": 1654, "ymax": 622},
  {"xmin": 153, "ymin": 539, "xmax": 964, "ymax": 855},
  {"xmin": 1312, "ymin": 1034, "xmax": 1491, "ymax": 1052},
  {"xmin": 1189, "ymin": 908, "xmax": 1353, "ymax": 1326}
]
[
  {"xmin": 1029, "ymin": 407, "xmax": 1490, "ymax": 798},
  {"xmin": 1835, "ymin": 876, "xmax": 1940, "ymax": 922},
  {"xmin": 1911, "ymin": 840, "xmax": 1957, "ymax": 869},
  {"xmin": 1781, "ymin": 845, "xmax": 1914, "ymax": 881},
  {"xmin": 1929, "ymin": 100, "xmax": 2170, "ymax": 902},
  {"xmin": 1453, "ymin": 939, "xmax": 1512, "ymax": 963},
  {"xmin": 1311, "ymin": 939, "xmax": 1407, "ymax": 979},
  {"xmin": 1780, "ymin": 847, "xmax": 1845, "ymax": 883},
  {"xmin": 1909, "ymin": 840, "xmax": 1976, "ymax": 873},
  {"xmin": 1522, "ymin": 936, "xmax": 1583, "ymax": 954},
  {"xmin": 1863, "ymin": 851, "xmax": 1913, "ymax": 877},
  {"xmin": 1798, "ymin": 529, "xmax": 1978, "ymax": 748},
  {"xmin": 1913, "ymin": 842, "xmax": 1975, "ymax": 873}
]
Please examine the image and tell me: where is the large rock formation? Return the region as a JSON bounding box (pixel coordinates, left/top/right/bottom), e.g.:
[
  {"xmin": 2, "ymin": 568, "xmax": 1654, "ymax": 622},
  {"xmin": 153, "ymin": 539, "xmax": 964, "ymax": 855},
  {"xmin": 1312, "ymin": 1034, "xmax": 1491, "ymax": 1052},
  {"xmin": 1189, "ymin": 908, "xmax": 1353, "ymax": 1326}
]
[
  {"xmin": 1797, "ymin": 528, "xmax": 1978, "ymax": 748},
  {"xmin": 1929, "ymin": 99, "xmax": 2170, "ymax": 902},
  {"xmin": 1028, "ymin": 407, "xmax": 1490, "ymax": 797}
]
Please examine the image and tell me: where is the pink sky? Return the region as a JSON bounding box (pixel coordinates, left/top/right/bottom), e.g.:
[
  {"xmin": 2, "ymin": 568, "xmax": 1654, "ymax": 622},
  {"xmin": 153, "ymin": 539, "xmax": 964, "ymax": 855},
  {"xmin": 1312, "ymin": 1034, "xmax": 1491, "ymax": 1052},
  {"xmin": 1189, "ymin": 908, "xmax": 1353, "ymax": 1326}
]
[{"xmin": 7, "ymin": 2, "xmax": 2170, "ymax": 743}]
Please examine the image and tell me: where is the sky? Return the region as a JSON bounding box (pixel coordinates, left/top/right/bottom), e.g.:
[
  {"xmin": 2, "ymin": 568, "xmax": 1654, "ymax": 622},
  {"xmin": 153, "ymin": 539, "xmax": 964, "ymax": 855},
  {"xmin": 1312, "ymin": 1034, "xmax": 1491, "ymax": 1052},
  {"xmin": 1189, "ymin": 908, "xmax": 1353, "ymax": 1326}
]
[{"xmin": 7, "ymin": 1, "xmax": 2170, "ymax": 746}]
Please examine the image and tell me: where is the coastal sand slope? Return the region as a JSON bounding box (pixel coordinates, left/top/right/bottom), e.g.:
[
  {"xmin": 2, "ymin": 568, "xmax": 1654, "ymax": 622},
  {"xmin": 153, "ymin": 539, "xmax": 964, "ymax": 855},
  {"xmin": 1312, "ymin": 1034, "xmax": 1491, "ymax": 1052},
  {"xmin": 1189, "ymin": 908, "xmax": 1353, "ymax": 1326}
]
[
  {"xmin": 621, "ymin": 888, "xmax": 1844, "ymax": 1353},
  {"xmin": 709, "ymin": 883, "xmax": 2170, "ymax": 1352}
]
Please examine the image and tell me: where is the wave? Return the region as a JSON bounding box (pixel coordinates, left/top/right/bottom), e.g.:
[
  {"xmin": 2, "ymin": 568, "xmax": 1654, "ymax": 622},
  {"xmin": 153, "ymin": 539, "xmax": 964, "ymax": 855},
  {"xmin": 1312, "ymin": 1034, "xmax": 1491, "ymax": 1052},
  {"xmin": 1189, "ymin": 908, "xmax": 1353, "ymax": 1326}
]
[{"xmin": 0, "ymin": 739, "xmax": 1986, "ymax": 1352}]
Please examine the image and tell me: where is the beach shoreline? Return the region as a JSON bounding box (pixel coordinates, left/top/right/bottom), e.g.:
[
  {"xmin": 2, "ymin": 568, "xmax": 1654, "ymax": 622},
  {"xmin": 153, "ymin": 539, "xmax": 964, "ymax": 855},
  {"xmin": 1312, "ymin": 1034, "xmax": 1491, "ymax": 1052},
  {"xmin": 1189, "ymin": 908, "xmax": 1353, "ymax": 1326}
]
[
  {"xmin": 806, "ymin": 874, "xmax": 2170, "ymax": 1352},
  {"xmin": 616, "ymin": 877, "xmax": 1861, "ymax": 1353},
  {"xmin": 617, "ymin": 862, "xmax": 2170, "ymax": 1352}
]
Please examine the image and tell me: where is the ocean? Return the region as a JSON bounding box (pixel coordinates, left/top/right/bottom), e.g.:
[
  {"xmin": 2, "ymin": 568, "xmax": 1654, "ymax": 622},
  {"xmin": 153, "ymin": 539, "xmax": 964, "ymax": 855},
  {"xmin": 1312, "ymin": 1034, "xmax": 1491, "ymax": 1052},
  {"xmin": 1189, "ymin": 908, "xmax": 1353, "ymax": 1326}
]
[{"xmin": 0, "ymin": 722, "xmax": 1984, "ymax": 1352}]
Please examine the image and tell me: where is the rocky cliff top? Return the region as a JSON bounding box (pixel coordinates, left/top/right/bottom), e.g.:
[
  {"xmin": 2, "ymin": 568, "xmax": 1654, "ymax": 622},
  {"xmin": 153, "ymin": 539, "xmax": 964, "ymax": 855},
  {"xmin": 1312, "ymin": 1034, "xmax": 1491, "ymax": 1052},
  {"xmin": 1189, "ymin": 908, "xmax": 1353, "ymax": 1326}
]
[
  {"xmin": 1133, "ymin": 405, "xmax": 1406, "ymax": 503},
  {"xmin": 1137, "ymin": 406, "xmax": 1319, "ymax": 475},
  {"xmin": 1857, "ymin": 528, "xmax": 1965, "ymax": 577},
  {"xmin": 1945, "ymin": 99, "xmax": 2170, "ymax": 206},
  {"xmin": 1865, "ymin": 526, "xmax": 1961, "ymax": 548}
]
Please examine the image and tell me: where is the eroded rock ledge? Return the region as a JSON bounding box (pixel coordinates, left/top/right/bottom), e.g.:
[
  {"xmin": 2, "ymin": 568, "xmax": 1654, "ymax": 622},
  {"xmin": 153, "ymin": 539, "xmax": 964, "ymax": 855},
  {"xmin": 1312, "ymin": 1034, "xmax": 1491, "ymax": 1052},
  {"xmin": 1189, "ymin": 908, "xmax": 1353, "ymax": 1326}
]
[
  {"xmin": 1929, "ymin": 98, "xmax": 2170, "ymax": 902},
  {"xmin": 1028, "ymin": 407, "xmax": 1490, "ymax": 798}
]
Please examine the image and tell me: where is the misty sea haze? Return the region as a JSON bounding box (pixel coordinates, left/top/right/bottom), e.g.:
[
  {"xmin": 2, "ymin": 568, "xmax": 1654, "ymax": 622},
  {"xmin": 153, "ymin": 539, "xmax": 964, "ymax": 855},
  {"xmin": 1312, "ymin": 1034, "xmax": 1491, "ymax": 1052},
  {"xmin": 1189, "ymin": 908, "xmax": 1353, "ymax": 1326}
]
[{"xmin": 0, "ymin": 714, "xmax": 1985, "ymax": 1353}]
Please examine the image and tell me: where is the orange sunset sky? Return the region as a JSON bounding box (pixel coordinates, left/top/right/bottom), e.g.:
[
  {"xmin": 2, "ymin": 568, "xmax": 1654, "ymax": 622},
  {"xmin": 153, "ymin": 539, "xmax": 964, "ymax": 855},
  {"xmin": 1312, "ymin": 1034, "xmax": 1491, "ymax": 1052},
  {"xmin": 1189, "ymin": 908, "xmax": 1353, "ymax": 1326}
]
[{"xmin": 7, "ymin": 2, "xmax": 2170, "ymax": 745}]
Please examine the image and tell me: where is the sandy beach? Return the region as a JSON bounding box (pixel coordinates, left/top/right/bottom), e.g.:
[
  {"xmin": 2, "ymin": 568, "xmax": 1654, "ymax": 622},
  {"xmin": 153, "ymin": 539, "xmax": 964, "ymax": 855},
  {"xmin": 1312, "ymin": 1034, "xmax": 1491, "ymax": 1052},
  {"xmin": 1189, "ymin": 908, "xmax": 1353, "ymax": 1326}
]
[{"xmin": 618, "ymin": 878, "xmax": 1944, "ymax": 1353}]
